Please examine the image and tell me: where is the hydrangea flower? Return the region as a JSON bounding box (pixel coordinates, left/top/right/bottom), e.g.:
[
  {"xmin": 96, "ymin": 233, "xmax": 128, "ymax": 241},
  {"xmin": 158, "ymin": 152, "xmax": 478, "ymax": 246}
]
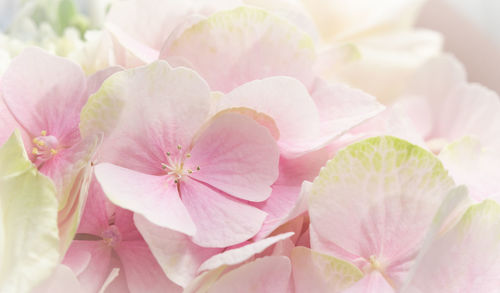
[
  {"xmin": 82, "ymin": 61, "xmax": 280, "ymax": 247},
  {"xmin": 0, "ymin": 47, "xmax": 102, "ymax": 251}
]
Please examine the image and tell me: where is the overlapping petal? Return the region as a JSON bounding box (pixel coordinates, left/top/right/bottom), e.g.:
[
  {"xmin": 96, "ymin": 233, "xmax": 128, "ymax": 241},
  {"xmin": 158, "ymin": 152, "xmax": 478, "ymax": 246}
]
[
  {"xmin": 81, "ymin": 61, "xmax": 211, "ymax": 174},
  {"xmin": 180, "ymin": 177, "xmax": 267, "ymax": 247},
  {"xmin": 95, "ymin": 163, "xmax": 196, "ymax": 235}
]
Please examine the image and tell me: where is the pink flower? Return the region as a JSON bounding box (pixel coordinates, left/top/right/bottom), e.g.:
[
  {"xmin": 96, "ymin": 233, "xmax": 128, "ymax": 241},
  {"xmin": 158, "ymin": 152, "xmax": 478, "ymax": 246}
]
[
  {"xmin": 82, "ymin": 61, "xmax": 280, "ymax": 248},
  {"xmin": 0, "ymin": 47, "xmax": 109, "ymax": 251},
  {"xmin": 63, "ymin": 180, "xmax": 181, "ymax": 293}
]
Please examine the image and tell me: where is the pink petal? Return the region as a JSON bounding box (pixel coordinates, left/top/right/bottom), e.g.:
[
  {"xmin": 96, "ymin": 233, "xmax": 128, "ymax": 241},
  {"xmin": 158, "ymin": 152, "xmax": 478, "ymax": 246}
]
[
  {"xmin": 95, "ymin": 163, "xmax": 196, "ymax": 236},
  {"xmin": 80, "ymin": 62, "xmax": 211, "ymax": 175},
  {"xmin": 78, "ymin": 177, "xmax": 140, "ymax": 241},
  {"xmin": 216, "ymin": 77, "xmax": 321, "ymax": 155},
  {"xmin": 106, "ymin": 22, "xmax": 159, "ymax": 65},
  {"xmin": 181, "ymin": 177, "xmax": 267, "ymax": 247},
  {"xmin": 403, "ymin": 200, "xmax": 500, "ymax": 293},
  {"xmin": 207, "ymin": 256, "xmax": 292, "ymax": 293},
  {"xmin": 252, "ymin": 184, "xmax": 302, "ymax": 240},
  {"xmin": 1, "ymin": 48, "xmax": 86, "ymax": 145},
  {"xmin": 161, "ymin": 6, "xmax": 316, "ymax": 92},
  {"xmin": 435, "ymin": 83, "xmax": 500, "ymax": 146},
  {"xmin": 134, "ymin": 214, "xmax": 221, "ymax": 287},
  {"xmin": 115, "ymin": 241, "xmax": 182, "ymax": 293},
  {"xmin": 439, "ymin": 138, "xmax": 500, "ymax": 201},
  {"xmin": 189, "ymin": 112, "xmax": 279, "ymax": 202},
  {"xmin": 214, "ymin": 107, "xmax": 280, "ymax": 141},
  {"xmin": 63, "ymin": 241, "xmax": 113, "ymax": 293},
  {"xmin": 198, "ymin": 232, "xmax": 293, "ymax": 272},
  {"xmin": 343, "ymin": 272, "xmax": 395, "ymax": 293},
  {"xmin": 76, "ymin": 179, "xmax": 110, "ymax": 236},
  {"xmin": 101, "ymin": 269, "xmax": 129, "ymax": 293},
  {"xmin": 310, "ymin": 80, "xmax": 384, "ymax": 143},
  {"xmin": 253, "ymin": 148, "xmax": 331, "ymax": 240},
  {"xmin": 62, "ymin": 248, "xmax": 91, "ymax": 276},
  {"xmin": 31, "ymin": 265, "xmax": 85, "ymax": 293}
]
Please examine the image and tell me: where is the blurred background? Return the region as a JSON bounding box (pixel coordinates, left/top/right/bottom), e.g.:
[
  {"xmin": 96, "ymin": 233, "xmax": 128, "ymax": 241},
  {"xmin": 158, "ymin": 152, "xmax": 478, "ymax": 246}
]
[
  {"xmin": 0, "ymin": 0, "xmax": 498, "ymax": 92},
  {"xmin": 418, "ymin": 0, "xmax": 500, "ymax": 93},
  {"xmin": 443, "ymin": 0, "xmax": 500, "ymax": 44}
]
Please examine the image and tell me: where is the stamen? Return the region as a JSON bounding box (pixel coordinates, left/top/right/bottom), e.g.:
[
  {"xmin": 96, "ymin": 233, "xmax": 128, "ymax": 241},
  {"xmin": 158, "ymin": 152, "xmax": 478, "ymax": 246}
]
[
  {"xmin": 161, "ymin": 146, "xmax": 199, "ymax": 184},
  {"xmin": 369, "ymin": 255, "xmax": 382, "ymax": 271},
  {"xmin": 196, "ymin": 166, "xmax": 201, "ymax": 171},
  {"xmin": 30, "ymin": 132, "xmax": 61, "ymax": 164},
  {"xmin": 166, "ymin": 155, "xmax": 176, "ymax": 167}
]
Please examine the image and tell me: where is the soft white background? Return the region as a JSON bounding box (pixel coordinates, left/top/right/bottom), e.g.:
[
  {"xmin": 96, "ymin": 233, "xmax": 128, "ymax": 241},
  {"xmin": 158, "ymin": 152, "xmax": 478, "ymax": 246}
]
[
  {"xmin": 418, "ymin": 0, "xmax": 500, "ymax": 93},
  {"xmin": 446, "ymin": 0, "xmax": 500, "ymax": 44}
]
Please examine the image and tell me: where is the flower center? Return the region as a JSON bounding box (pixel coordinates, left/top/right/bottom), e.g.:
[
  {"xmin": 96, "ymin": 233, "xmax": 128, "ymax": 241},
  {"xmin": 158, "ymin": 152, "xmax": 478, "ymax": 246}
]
[
  {"xmin": 368, "ymin": 255, "xmax": 383, "ymax": 271},
  {"xmin": 32, "ymin": 130, "xmax": 60, "ymax": 165},
  {"xmin": 161, "ymin": 145, "xmax": 200, "ymax": 184},
  {"xmin": 365, "ymin": 255, "xmax": 395, "ymax": 289},
  {"xmin": 101, "ymin": 225, "xmax": 122, "ymax": 247}
]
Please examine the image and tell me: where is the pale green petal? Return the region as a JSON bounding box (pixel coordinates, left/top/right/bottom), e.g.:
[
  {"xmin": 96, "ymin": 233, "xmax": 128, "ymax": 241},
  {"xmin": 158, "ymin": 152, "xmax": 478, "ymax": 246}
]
[
  {"xmin": 308, "ymin": 136, "xmax": 454, "ymax": 287},
  {"xmin": 291, "ymin": 246, "xmax": 363, "ymax": 293},
  {"xmin": 0, "ymin": 131, "xmax": 59, "ymax": 293},
  {"xmin": 0, "ymin": 130, "xmax": 31, "ymax": 177}
]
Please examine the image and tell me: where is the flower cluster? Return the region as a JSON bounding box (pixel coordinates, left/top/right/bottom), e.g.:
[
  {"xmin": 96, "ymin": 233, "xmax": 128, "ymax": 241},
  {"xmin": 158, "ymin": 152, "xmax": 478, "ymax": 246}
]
[{"xmin": 1, "ymin": 0, "xmax": 500, "ymax": 292}]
